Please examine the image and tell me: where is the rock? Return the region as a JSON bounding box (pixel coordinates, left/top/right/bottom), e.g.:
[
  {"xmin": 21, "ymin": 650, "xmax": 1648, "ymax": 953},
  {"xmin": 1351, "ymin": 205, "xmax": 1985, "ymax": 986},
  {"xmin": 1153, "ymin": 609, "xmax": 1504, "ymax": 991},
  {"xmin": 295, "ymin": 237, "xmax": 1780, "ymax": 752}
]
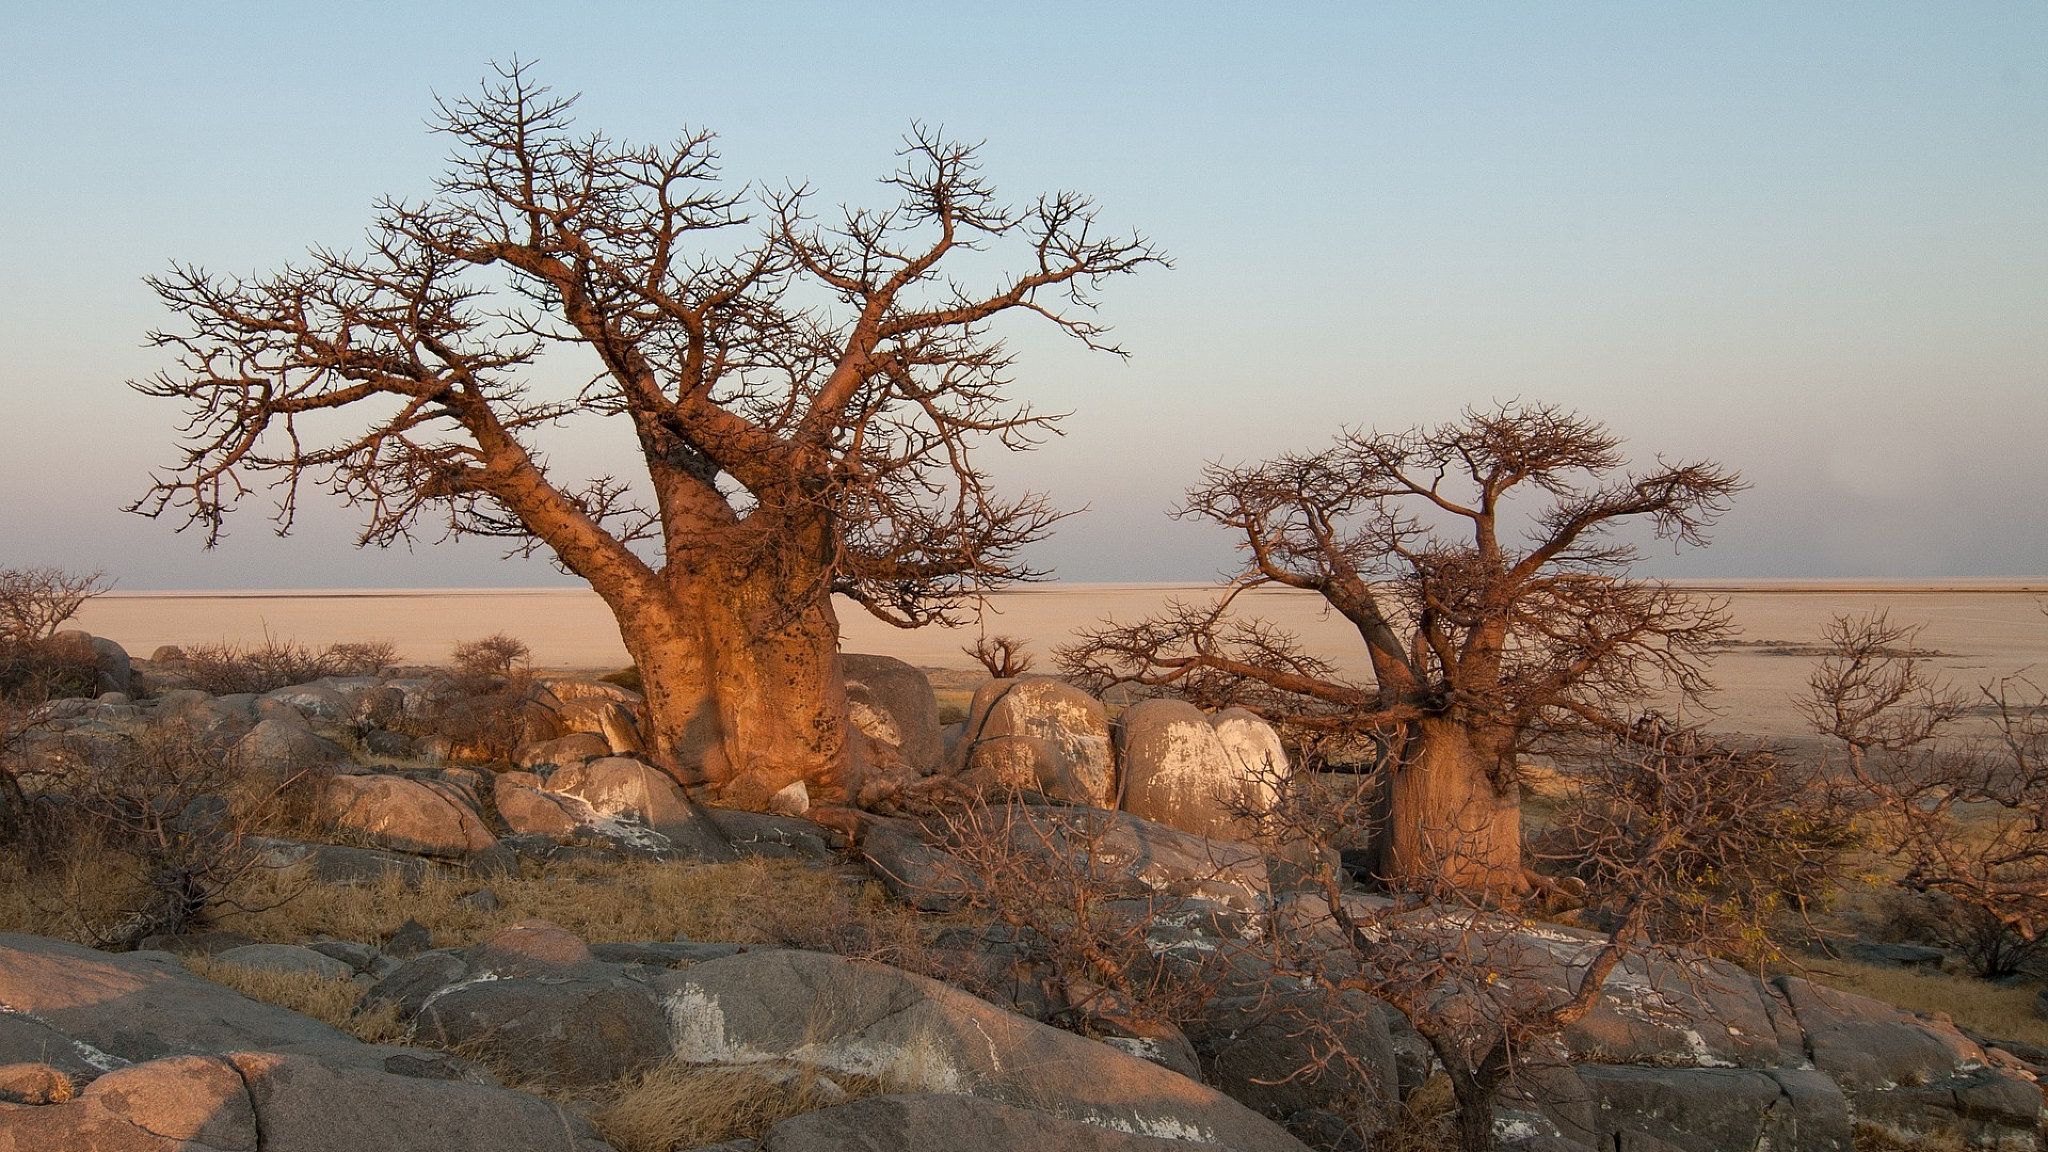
[
  {"xmin": 535, "ymin": 677, "xmax": 643, "ymax": 708},
  {"xmin": 861, "ymin": 818, "xmax": 980, "ymax": 912},
  {"xmin": 703, "ymin": 809, "xmax": 841, "ymax": 864},
  {"xmin": 512, "ymin": 731, "xmax": 609, "ymax": 771},
  {"xmin": 954, "ymin": 677, "xmax": 1115, "ymax": 808},
  {"xmin": 544, "ymin": 757, "xmax": 737, "ymax": 862},
  {"xmin": 261, "ymin": 682, "xmax": 354, "ymax": 723},
  {"xmin": 1194, "ymin": 989, "xmax": 1400, "ymax": 1131},
  {"xmin": 1208, "ymin": 709, "xmax": 1289, "ymax": 826},
  {"xmin": 1852, "ymin": 1065, "xmax": 2045, "ymax": 1149},
  {"xmin": 0, "ymin": 1053, "xmax": 257, "ymax": 1152},
  {"xmin": 0, "ymin": 933, "xmax": 398, "ymax": 1075},
  {"xmin": 0, "ymin": 1061, "xmax": 75, "ymax": 1105},
  {"xmin": 842, "ymin": 654, "xmax": 945, "ymax": 774},
  {"xmin": 762, "ymin": 1093, "xmax": 1219, "ymax": 1151},
  {"xmin": 232, "ymin": 716, "xmax": 345, "ymax": 774},
  {"xmin": 135, "ymin": 931, "xmax": 259, "ymax": 958},
  {"xmin": 1117, "ymin": 700, "xmax": 1266, "ymax": 842},
  {"xmin": 417, "ymin": 971, "xmax": 669, "ymax": 1088},
  {"xmin": 597, "ymin": 702, "xmax": 646, "ymax": 756},
  {"xmin": 766, "ymin": 779, "xmax": 809, "ymax": 816},
  {"xmin": 589, "ymin": 941, "xmax": 745, "ymax": 967},
  {"xmin": 364, "ymin": 728, "xmax": 415, "ymax": 758},
  {"xmin": 458, "ymin": 887, "xmax": 501, "ymax": 913},
  {"xmin": 304, "ymin": 941, "xmax": 379, "ymax": 973},
  {"xmin": 654, "ymin": 948, "xmax": 1308, "ymax": 1152},
  {"xmin": 386, "ymin": 919, "xmax": 434, "ymax": 959},
  {"xmin": 316, "ymin": 773, "xmax": 498, "ymax": 859},
  {"xmin": 1565, "ymin": 952, "xmax": 1793, "ymax": 1069},
  {"xmin": 227, "ymin": 1050, "xmax": 614, "ymax": 1152},
  {"xmin": 247, "ymin": 837, "xmax": 441, "ymax": 886},
  {"xmin": 494, "ymin": 778, "xmax": 592, "ymax": 839},
  {"xmin": 207, "ymin": 944, "xmax": 356, "ymax": 982},
  {"xmin": 1773, "ymin": 976, "xmax": 1984, "ymax": 1091},
  {"xmin": 1572, "ymin": 1064, "xmax": 1851, "ymax": 1152}
]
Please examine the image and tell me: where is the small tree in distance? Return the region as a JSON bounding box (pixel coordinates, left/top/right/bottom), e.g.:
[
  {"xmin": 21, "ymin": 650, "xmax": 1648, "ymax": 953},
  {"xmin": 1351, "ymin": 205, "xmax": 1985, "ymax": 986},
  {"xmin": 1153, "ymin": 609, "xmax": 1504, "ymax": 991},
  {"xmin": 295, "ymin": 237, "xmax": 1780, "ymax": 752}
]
[
  {"xmin": 131, "ymin": 62, "xmax": 1159, "ymax": 810},
  {"xmin": 1059, "ymin": 402, "xmax": 1742, "ymax": 893}
]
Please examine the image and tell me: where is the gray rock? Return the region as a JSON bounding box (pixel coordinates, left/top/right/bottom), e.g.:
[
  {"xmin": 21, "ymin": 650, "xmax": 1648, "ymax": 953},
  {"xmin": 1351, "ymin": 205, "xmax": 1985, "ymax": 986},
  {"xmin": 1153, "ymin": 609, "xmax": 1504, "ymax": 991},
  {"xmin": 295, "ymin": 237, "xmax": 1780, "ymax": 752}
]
[
  {"xmin": 417, "ymin": 973, "xmax": 669, "ymax": 1088},
  {"xmin": 842, "ymin": 654, "xmax": 945, "ymax": 774},
  {"xmin": 703, "ymin": 808, "xmax": 840, "ymax": 864},
  {"xmin": 763, "ymin": 1093, "xmax": 1219, "ymax": 1151},
  {"xmin": 247, "ymin": 837, "xmax": 441, "ymax": 886},
  {"xmin": 545, "ymin": 757, "xmax": 736, "ymax": 862},
  {"xmin": 494, "ymin": 778, "xmax": 591, "ymax": 839},
  {"xmin": 653, "ymin": 948, "xmax": 1309, "ymax": 1152},
  {"xmin": 385, "ymin": 919, "xmax": 434, "ymax": 960},
  {"xmin": 208, "ymin": 944, "xmax": 356, "ymax": 982},
  {"xmin": 261, "ymin": 683, "xmax": 354, "ymax": 723},
  {"xmin": 953, "ymin": 677, "xmax": 1115, "ymax": 808},
  {"xmin": 316, "ymin": 773, "xmax": 497, "ymax": 859},
  {"xmin": 232, "ymin": 716, "xmax": 344, "ymax": 774},
  {"xmin": 1573, "ymin": 1064, "xmax": 1851, "ymax": 1152},
  {"xmin": 363, "ymin": 728, "xmax": 415, "ymax": 758},
  {"xmin": 0, "ymin": 1053, "xmax": 257, "ymax": 1152},
  {"xmin": 305, "ymin": 940, "xmax": 379, "ymax": 973},
  {"xmin": 1117, "ymin": 699, "xmax": 1257, "ymax": 842},
  {"xmin": 228, "ymin": 1050, "xmax": 614, "ymax": 1152},
  {"xmin": 1194, "ymin": 989, "xmax": 1400, "ymax": 1131},
  {"xmin": 1773, "ymin": 975, "xmax": 1984, "ymax": 1091},
  {"xmin": 135, "ymin": 931, "xmax": 258, "ymax": 958},
  {"xmin": 1843, "ymin": 942, "xmax": 1948, "ymax": 969},
  {"xmin": 512, "ymin": 731, "xmax": 609, "ymax": 771}
]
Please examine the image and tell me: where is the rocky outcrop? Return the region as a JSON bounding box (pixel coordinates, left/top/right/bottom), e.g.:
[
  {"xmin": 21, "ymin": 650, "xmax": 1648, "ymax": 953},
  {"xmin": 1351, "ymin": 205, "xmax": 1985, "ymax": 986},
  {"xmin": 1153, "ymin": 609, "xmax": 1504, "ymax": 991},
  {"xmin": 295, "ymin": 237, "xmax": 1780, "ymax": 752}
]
[{"xmin": 316, "ymin": 773, "xmax": 497, "ymax": 859}]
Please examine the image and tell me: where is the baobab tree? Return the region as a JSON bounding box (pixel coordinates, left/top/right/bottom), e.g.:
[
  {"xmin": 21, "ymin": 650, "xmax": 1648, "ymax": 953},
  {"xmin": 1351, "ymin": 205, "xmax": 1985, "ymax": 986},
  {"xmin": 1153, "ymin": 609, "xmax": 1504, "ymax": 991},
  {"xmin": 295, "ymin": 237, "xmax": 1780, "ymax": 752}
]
[
  {"xmin": 132, "ymin": 63, "xmax": 1159, "ymax": 809},
  {"xmin": 1059, "ymin": 403, "xmax": 1741, "ymax": 892}
]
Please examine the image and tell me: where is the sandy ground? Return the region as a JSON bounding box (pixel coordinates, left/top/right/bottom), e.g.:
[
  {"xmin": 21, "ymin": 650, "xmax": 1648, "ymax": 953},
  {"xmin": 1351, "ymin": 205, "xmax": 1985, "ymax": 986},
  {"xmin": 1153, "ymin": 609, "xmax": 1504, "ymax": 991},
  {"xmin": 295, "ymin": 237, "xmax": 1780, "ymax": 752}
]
[{"xmin": 70, "ymin": 581, "xmax": 2048, "ymax": 745}]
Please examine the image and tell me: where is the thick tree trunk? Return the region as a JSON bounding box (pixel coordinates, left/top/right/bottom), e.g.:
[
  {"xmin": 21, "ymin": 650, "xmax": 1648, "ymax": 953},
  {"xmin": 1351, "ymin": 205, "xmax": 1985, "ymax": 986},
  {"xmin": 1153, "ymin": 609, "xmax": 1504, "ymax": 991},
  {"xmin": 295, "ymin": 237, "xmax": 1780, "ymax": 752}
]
[
  {"xmin": 615, "ymin": 555, "xmax": 850, "ymax": 811},
  {"xmin": 1374, "ymin": 716, "xmax": 1524, "ymax": 894}
]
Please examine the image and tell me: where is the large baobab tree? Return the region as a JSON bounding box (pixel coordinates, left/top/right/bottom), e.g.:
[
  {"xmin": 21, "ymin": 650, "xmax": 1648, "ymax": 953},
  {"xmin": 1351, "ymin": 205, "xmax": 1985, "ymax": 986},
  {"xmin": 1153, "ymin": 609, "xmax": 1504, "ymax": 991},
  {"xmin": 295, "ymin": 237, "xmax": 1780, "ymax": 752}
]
[
  {"xmin": 132, "ymin": 64, "xmax": 1159, "ymax": 809},
  {"xmin": 1059, "ymin": 403, "xmax": 1741, "ymax": 892}
]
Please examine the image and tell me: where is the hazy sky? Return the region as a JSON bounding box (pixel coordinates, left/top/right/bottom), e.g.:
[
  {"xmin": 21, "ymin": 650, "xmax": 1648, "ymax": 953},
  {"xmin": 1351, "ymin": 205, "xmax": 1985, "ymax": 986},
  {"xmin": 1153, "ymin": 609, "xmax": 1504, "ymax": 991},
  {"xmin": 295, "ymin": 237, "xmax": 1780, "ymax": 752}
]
[{"xmin": 2, "ymin": 2, "xmax": 2043, "ymax": 587}]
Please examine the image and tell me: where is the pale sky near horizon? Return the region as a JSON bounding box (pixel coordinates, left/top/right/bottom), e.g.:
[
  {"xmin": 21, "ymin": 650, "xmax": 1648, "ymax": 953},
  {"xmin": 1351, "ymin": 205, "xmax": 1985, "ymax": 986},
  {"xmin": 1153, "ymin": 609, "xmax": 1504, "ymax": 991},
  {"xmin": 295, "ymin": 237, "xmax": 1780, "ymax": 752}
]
[{"xmin": 2, "ymin": 2, "xmax": 2043, "ymax": 588}]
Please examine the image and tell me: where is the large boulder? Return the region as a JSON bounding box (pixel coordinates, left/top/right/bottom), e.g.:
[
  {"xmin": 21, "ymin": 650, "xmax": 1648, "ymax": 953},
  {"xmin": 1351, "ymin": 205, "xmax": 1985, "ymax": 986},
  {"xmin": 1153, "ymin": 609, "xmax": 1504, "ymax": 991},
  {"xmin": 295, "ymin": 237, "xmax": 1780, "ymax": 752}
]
[
  {"xmin": 1569, "ymin": 1064, "xmax": 1852, "ymax": 1152},
  {"xmin": 1117, "ymin": 701, "xmax": 1284, "ymax": 842},
  {"xmin": 543, "ymin": 757, "xmax": 737, "ymax": 862},
  {"xmin": 655, "ymin": 948, "xmax": 1309, "ymax": 1152},
  {"xmin": 411, "ymin": 922, "xmax": 670, "ymax": 1088},
  {"xmin": 842, "ymin": 654, "xmax": 945, "ymax": 774},
  {"xmin": 260, "ymin": 683, "xmax": 354, "ymax": 724},
  {"xmin": 232, "ymin": 715, "xmax": 345, "ymax": 775},
  {"xmin": 315, "ymin": 774, "xmax": 497, "ymax": 859},
  {"xmin": 42, "ymin": 631, "xmax": 130, "ymax": 696},
  {"xmin": 953, "ymin": 677, "xmax": 1116, "ymax": 808}
]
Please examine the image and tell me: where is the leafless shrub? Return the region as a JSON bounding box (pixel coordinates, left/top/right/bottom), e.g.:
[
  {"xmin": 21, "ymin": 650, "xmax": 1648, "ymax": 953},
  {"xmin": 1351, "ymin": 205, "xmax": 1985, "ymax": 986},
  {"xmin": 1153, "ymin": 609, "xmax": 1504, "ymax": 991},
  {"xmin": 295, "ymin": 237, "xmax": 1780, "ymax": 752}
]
[
  {"xmin": 23, "ymin": 727, "xmax": 306, "ymax": 947},
  {"xmin": 920, "ymin": 795, "xmax": 1226, "ymax": 1033},
  {"xmin": 418, "ymin": 634, "xmax": 543, "ymax": 763},
  {"xmin": 0, "ymin": 568, "xmax": 109, "ymax": 647},
  {"xmin": 964, "ymin": 634, "xmax": 1035, "ymax": 679},
  {"xmin": 179, "ymin": 633, "xmax": 399, "ymax": 695},
  {"xmin": 1809, "ymin": 611, "xmax": 2048, "ymax": 972}
]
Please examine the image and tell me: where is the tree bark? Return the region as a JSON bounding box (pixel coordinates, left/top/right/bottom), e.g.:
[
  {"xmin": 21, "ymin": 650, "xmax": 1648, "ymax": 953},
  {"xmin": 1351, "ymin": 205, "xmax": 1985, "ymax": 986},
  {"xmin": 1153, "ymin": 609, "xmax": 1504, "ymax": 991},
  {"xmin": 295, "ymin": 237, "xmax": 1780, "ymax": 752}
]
[
  {"xmin": 616, "ymin": 548, "xmax": 850, "ymax": 810},
  {"xmin": 1375, "ymin": 715, "xmax": 1525, "ymax": 893}
]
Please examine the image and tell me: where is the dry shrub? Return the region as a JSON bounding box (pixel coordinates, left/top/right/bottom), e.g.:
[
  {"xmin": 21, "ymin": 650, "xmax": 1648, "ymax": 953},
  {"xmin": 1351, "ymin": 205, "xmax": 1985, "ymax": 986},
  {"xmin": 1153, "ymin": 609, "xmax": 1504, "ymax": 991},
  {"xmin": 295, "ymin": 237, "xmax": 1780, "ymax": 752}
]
[
  {"xmin": 1372, "ymin": 1074, "xmax": 1458, "ymax": 1152},
  {"xmin": 181, "ymin": 955, "xmax": 405, "ymax": 1044},
  {"xmin": 179, "ymin": 635, "xmax": 398, "ymax": 695},
  {"xmin": 594, "ymin": 1061, "xmax": 883, "ymax": 1152},
  {"xmin": 0, "ymin": 568, "xmax": 109, "ymax": 647}
]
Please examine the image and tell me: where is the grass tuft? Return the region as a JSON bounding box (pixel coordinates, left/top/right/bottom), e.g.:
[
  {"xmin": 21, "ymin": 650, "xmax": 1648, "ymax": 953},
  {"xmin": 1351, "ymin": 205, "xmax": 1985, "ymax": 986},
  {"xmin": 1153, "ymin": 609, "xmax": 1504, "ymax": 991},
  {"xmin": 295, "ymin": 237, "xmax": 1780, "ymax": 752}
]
[{"xmin": 592, "ymin": 1061, "xmax": 883, "ymax": 1152}]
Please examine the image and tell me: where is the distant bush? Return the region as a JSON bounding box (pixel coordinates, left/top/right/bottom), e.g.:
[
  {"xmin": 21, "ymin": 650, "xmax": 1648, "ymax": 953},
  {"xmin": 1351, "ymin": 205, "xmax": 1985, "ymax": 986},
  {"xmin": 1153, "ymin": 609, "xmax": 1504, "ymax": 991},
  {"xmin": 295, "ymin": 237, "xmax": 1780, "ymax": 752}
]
[
  {"xmin": 177, "ymin": 635, "xmax": 398, "ymax": 695},
  {"xmin": 0, "ymin": 567, "xmax": 108, "ymax": 647}
]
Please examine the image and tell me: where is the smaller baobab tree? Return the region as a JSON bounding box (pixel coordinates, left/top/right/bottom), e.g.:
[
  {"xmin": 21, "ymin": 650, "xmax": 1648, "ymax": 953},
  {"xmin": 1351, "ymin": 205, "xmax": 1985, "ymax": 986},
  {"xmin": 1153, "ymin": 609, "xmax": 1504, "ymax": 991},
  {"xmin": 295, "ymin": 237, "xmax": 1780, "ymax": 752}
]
[{"xmin": 1059, "ymin": 403, "xmax": 1742, "ymax": 893}]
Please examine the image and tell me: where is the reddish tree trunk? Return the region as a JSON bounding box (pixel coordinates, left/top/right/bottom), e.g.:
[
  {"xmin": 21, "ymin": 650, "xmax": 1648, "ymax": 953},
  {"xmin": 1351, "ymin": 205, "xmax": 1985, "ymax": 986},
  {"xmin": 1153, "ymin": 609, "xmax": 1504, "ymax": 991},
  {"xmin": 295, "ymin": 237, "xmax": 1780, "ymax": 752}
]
[
  {"xmin": 1374, "ymin": 716, "xmax": 1524, "ymax": 894},
  {"xmin": 613, "ymin": 551, "xmax": 850, "ymax": 810}
]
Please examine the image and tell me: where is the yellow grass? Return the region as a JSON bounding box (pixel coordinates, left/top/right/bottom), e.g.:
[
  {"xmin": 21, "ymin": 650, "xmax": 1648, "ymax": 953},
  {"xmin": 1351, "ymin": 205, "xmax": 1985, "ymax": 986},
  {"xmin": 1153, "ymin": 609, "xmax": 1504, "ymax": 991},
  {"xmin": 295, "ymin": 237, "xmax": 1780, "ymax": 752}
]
[
  {"xmin": 592, "ymin": 1061, "xmax": 884, "ymax": 1152},
  {"xmin": 180, "ymin": 955, "xmax": 406, "ymax": 1045},
  {"xmin": 1799, "ymin": 958, "xmax": 2048, "ymax": 1049}
]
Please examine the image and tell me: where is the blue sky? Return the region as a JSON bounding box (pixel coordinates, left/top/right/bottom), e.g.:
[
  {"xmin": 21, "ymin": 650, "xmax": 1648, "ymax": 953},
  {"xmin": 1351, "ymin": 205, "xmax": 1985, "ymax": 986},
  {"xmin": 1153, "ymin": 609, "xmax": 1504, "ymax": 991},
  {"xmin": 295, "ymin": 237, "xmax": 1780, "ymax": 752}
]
[{"xmin": 2, "ymin": 2, "xmax": 2043, "ymax": 586}]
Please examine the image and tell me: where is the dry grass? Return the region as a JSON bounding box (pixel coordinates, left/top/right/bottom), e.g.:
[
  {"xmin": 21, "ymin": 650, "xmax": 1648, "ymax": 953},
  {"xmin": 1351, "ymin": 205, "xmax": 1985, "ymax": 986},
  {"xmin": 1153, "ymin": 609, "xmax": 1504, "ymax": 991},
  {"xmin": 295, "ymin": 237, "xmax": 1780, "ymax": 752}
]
[
  {"xmin": 1798, "ymin": 958, "xmax": 2048, "ymax": 1049},
  {"xmin": 592, "ymin": 1060, "xmax": 884, "ymax": 1152},
  {"xmin": 1370, "ymin": 1074, "xmax": 1457, "ymax": 1152},
  {"xmin": 198, "ymin": 854, "xmax": 943, "ymax": 963},
  {"xmin": 180, "ymin": 955, "xmax": 406, "ymax": 1045}
]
